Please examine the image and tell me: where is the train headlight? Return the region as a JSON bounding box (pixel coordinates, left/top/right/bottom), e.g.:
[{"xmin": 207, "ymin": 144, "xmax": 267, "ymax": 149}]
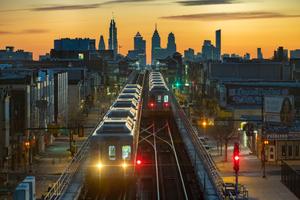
[
  {"xmin": 96, "ymin": 162, "xmax": 103, "ymax": 169},
  {"xmin": 122, "ymin": 162, "xmax": 128, "ymax": 169}
]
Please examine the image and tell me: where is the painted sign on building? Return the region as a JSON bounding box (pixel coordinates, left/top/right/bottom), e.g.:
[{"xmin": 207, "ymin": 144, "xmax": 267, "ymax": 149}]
[
  {"xmin": 264, "ymin": 96, "xmax": 295, "ymax": 124},
  {"xmin": 227, "ymin": 86, "xmax": 288, "ymax": 106}
]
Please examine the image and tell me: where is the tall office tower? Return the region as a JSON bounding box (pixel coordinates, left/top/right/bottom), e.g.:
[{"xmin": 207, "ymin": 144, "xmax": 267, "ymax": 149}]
[
  {"xmin": 215, "ymin": 29, "xmax": 221, "ymax": 60},
  {"xmin": 134, "ymin": 32, "xmax": 146, "ymax": 52},
  {"xmin": 108, "ymin": 18, "xmax": 118, "ymax": 55},
  {"xmin": 98, "ymin": 35, "xmax": 106, "ymax": 50},
  {"xmin": 151, "ymin": 24, "xmax": 161, "ymax": 65},
  {"xmin": 202, "ymin": 40, "xmax": 214, "ymax": 60},
  {"xmin": 167, "ymin": 32, "xmax": 177, "ymax": 56},
  {"xmin": 257, "ymin": 48, "xmax": 263, "ymax": 59}
]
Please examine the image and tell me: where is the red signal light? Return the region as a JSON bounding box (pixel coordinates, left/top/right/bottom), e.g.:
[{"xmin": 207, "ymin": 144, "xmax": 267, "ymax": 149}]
[
  {"xmin": 233, "ymin": 142, "xmax": 240, "ymax": 173},
  {"xmin": 136, "ymin": 159, "xmax": 142, "ymax": 165},
  {"xmin": 234, "ymin": 155, "xmax": 239, "ymax": 161},
  {"xmin": 149, "ymin": 102, "xmax": 155, "ymax": 108},
  {"xmin": 163, "ymin": 102, "xmax": 169, "ymax": 108}
]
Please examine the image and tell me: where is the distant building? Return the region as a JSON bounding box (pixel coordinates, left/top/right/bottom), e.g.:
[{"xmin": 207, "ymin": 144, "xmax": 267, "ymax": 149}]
[
  {"xmin": 0, "ymin": 46, "xmax": 32, "ymax": 61},
  {"xmin": 184, "ymin": 48, "xmax": 195, "ymax": 62},
  {"xmin": 257, "ymin": 48, "xmax": 263, "ymax": 60},
  {"xmin": 127, "ymin": 32, "xmax": 146, "ymax": 67},
  {"xmin": 167, "ymin": 32, "xmax": 177, "ymax": 56},
  {"xmin": 98, "ymin": 35, "xmax": 106, "ymax": 50},
  {"xmin": 290, "ymin": 49, "xmax": 300, "ymax": 59},
  {"xmin": 274, "ymin": 46, "xmax": 288, "ymax": 62},
  {"xmin": 215, "ymin": 29, "xmax": 221, "ymax": 60},
  {"xmin": 108, "ymin": 19, "xmax": 118, "ymax": 56},
  {"xmin": 134, "ymin": 32, "xmax": 146, "ymax": 52},
  {"xmin": 152, "ymin": 25, "xmax": 161, "ymax": 65},
  {"xmin": 244, "ymin": 53, "xmax": 251, "ymax": 61},
  {"xmin": 54, "ymin": 38, "xmax": 96, "ymax": 51},
  {"xmin": 202, "ymin": 40, "xmax": 215, "ymax": 60}
]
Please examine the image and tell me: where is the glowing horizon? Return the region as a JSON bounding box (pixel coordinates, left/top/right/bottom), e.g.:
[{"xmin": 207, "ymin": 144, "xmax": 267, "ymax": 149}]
[{"xmin": 1, "ymin": 0, "xmax": 300, "ymax": 62}]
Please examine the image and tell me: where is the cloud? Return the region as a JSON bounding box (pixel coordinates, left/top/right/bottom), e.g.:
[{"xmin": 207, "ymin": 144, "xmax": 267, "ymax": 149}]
[
  {"xmin": 0, "ymin": 31, "xmax": 13, "ymax": 35},
  {"xmin": 0, "ymin": 29, "xmax": 49, "ymax": 35},
  {"xmin": 160, "ymin": 11, "xmax": 300, "ymax": 21},
  {"xmin": 20, "ymin": 29, "xmax": 50, "ymax": 34},
  {"xmin": 31, "ymin": 4, "xmax": 102, "ymax": 11},
  {"xmin": 177, "ymin": 0, "xmax": 238, "ymax": 6},
  {"xmin": 103, "ymin": 0, "xmax": 155, "ymax": 4}
]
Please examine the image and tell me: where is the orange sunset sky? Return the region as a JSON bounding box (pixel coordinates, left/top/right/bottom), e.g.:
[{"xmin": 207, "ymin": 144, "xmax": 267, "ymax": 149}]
[{"xmin": 0, "ymin": 0, "xmax": 300, "ymax": 63}]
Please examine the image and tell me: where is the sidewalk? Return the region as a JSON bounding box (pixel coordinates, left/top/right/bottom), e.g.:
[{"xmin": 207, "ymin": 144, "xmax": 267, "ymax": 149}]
[
  {"xmin": 1, "ymin": 104, "xmax": 108, "ymax": 200},
  {"xmin": 211, "ymin": 143, "xmax": 299, "ymax": 200}
]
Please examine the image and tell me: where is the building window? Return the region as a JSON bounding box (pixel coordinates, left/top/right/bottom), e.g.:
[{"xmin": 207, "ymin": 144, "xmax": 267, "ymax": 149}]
[
  {"xmin": 288, "ymin": 145, "xmax": 293, "ymax": 157},
  {"xmin": 109, "ymin": 146, "xmax": 116, "ymax": 160},
  {"xmin": 122, "ymin": 145, "xmax": 131, "ymax": 160},
  {"xmin": 282, "ymin": 145, "xmax": 286, "ymax": 156},
  {"xmin": 295, "ymin": 145, "xmax": 299, "ymax": 157}
]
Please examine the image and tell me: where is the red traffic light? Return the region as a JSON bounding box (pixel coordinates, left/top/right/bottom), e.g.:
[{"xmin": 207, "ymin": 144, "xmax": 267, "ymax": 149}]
[
  {"xmin": 136, "ymin": 159, "xmax": 142, "ymax": 165},
  {"xmin": 233, "ymin": 142, "xmax": 240, "ymax": 173}
]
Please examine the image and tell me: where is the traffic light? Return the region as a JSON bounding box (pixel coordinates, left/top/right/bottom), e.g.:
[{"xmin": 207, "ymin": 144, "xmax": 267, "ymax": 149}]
[{"xmin": 233, "ymin": 142, "xmax": 240, "ymax": 173}]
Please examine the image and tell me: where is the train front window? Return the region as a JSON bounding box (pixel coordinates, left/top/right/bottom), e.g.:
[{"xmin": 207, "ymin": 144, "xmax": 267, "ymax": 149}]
[
  {"xmin": 164, "ymin": 95, "xmax": 169, "ymax": 103},
  {"xmin": 157, "ymin": 95, "xmax": 162, "ymax": 103},
  {"xmin": 109, "ymin": 146, "xmax": 116, "ymax": 160},
  {"xmin": 122, "ymin": 145, "xmax": 131, "ymax": 160}
]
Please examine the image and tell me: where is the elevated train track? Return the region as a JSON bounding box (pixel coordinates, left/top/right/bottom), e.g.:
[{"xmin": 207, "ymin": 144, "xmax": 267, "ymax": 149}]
[{"xmin": 43, "ymin": 70, "xmax": 224, "ymax": 200}]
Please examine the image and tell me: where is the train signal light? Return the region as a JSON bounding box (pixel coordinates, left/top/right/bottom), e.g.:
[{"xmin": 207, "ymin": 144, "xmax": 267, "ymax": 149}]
[
  {"xmin": 136, "ymin": 159, "xmax": 142, "ymax": 165},
  {"xmin": 233, "ymin": 143, "xmax": 240, "ymax": 173}
]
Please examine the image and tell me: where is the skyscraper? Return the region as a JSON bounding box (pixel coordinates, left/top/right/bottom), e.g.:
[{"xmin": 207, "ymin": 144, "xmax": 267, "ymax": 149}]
[
  {"xmin": 134, "ymin": 32, "xmax": 146, "ymax": 52},
  {"xmin": 215, "ymin": 29, "xmax": 221, "ymax": 60},
  {"xmin": 99, "ymin": 35, "xmax": 106, "ymax": 50},
  {"xmin": 108, "ymin": 19, "xmax": 118, "ymax": 55},
  {"xmin": 257, "ymin": 48, "xmax": 263, "ymax": 59},
  {"xmin": 152, "ymin": 24, "xmax": 161, "ymax": 65},
  {"xmin": 167, "ymin": 32, "xmax": 177, "ymax": 56}
]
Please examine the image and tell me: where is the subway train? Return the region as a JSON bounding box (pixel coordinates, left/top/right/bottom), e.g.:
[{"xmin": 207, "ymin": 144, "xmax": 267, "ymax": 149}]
[
  {"xmin": 148, "ymin": 71, "xmax": 170, "ymax": 111},
  {"xmin": 86, "ymin": 83, "xmax": 142, "ymax": 192}
]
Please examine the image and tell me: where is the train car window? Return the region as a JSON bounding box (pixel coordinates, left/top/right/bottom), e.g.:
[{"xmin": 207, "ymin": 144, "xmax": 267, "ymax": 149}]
[
  {"xmin": 164, "ymin": 95, "xmax": 169, "ymax": 103},
  {"xmin": 157, "ymin": 95, "xmax": 162, "ymax": 103},
  {"xmin": 122, "ymin": 145, "xmax": 131, "ymax": 160},
  {"xmin": 109, "ymin": 146, "xmax": 116, "ymax": 160}
]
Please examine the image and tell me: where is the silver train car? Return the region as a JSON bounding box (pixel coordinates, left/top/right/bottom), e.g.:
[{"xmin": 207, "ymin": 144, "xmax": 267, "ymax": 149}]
[
  {"xmin": 86, "ymin": 83, "xmax": 142, "ymax": 191},
  {"xmin": 148, "ymin": 72, "xmax": 170, "ymax": 110}
]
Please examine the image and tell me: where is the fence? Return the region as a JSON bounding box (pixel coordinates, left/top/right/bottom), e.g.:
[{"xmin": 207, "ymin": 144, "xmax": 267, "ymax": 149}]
[{"xmin": 281, "ymin": 160, "xmax": 300, "ymax": 199}]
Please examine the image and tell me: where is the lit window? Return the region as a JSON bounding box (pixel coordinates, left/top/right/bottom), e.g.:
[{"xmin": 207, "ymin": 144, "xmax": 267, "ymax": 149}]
[
  {"xmin": 122, "ymin": 145, "xmax": 131, "ymax": 160},
  {"xmin": 157, "ymin": 95, "xmax": 162, "ymax": 103},
  {"xmin": 164, "ymin": 95, "xmax": 169, "ymax": 103},
  {"xmin": 109, "ymin": 146, "xmax": 116, "ymax": 160}
]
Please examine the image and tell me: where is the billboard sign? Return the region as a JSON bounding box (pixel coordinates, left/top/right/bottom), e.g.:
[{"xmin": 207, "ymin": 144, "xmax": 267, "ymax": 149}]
[
  {"xmin": 227, "ymin": 86, "xmax": 288, "ymax": 106},
  {"xmin": 264, "ymin": 96, "xmax": 295, "ymax": 124}
]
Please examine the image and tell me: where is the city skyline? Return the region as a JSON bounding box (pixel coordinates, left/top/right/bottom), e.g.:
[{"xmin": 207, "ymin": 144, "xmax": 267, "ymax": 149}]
[{"xmin": 1, "ymin": 0, "xmax": 300, "ymax": 62}]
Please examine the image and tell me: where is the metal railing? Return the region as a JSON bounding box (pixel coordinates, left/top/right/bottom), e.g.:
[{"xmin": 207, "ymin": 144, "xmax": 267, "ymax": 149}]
[
  {"xmin": 170, "ymin": 92, "xmax": 224, "ymax": 199},
  {"xmin": 281, "ymin": 160, "xmax": 300, "ymax": 199},
  {"xmin": 43, "ymin": 126, "xmax": 96, "ymax": 200},
  {"xmin": 43, "ymin": 71, "xmax": 143, "ymax": 200}
]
